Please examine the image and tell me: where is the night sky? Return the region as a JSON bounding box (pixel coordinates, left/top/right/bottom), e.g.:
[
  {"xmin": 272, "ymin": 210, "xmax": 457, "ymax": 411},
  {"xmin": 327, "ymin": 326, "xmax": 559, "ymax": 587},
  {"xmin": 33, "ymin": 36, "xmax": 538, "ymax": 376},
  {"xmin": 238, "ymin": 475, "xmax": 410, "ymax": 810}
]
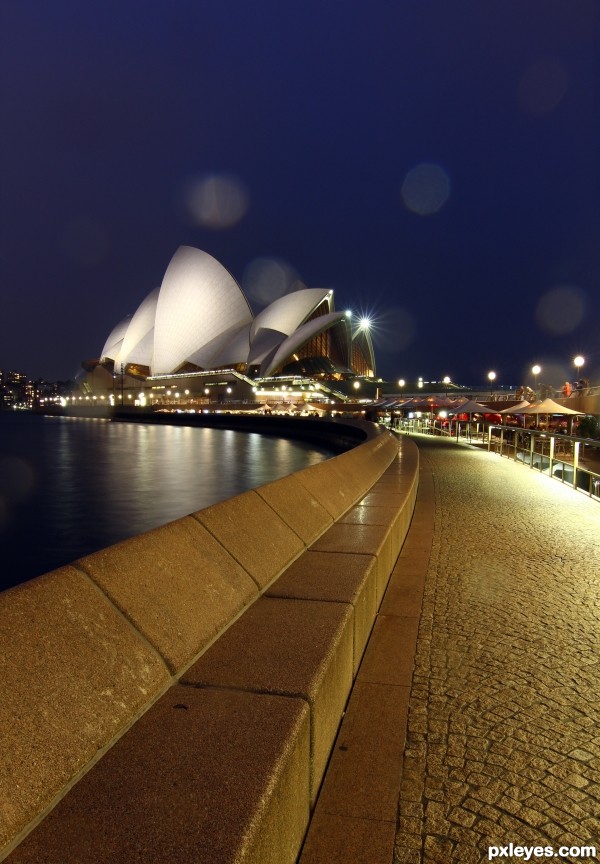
[{"xmin": 1, "ymin": 0, "xmax": 598, "ymax": 390}]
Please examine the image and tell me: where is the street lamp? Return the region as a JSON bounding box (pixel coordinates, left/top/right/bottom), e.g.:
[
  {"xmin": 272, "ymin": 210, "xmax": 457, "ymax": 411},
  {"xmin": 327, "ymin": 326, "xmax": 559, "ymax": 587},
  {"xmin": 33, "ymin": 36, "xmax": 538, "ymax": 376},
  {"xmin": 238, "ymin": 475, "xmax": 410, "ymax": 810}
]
[
  {"xmin": 442, "ymin": 375, "xmax": 451, "ymax": 396},
  {"xmin": 418, "ymin": 377, "xmax": 423, "ymax": 389},
  {"xmin": 531, "ymin": 364, "xmax": 541, "ymax": 398},
  {"xmin": 573, "ymin": 355, "xmax": 585, "ymax": 395},
  {"xmin": 488, "ymin": 370, "xmax": 496, "ymax": 398}
]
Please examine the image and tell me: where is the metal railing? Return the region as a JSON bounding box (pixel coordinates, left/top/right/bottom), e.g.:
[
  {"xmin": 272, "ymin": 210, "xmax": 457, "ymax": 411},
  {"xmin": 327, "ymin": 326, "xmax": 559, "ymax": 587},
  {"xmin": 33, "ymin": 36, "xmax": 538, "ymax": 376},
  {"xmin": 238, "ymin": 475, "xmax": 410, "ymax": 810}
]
[
  {"xmin": 487, "ymin": 426, "xmax": 600, "ymax": 499},
  {"xmin": 392, "ymin": 417, "xmax": 600, "ymax": 501},
  {"xmin": 392, "ymin": 417, "xmax": 490, "ymax": 442}
]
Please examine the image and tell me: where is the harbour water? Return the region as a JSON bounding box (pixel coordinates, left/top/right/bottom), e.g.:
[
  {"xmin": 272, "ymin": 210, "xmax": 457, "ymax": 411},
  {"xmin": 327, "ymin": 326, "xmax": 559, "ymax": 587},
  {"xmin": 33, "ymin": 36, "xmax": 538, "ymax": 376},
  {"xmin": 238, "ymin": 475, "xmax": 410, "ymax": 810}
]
[{"xmin": 0, "ymin": 413, "xmax": 336, "ymax": 593}]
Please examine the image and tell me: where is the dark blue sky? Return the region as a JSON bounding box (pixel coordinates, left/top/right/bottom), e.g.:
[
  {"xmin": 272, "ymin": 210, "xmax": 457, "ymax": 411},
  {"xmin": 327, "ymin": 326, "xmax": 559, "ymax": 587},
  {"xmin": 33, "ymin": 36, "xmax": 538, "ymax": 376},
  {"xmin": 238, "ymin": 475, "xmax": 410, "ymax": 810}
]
[{"xmin": 1, "ymin": 0, "xmax": 598, "ymax": 388}]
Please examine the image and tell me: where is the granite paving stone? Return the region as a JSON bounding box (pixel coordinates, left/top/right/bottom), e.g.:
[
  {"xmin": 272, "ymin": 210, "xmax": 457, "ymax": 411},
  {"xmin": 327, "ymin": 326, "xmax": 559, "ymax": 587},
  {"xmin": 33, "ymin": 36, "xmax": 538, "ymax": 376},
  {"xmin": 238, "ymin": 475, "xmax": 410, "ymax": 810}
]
[{"xmin": 393, "ymin": 436, "xmax": 600, "ymax": 863}]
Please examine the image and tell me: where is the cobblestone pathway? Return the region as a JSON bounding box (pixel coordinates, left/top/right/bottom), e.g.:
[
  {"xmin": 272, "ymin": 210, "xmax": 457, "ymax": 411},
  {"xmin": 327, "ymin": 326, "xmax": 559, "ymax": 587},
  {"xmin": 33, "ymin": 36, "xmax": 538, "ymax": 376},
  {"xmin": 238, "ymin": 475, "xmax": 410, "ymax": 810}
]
[{"xmin": 394, "ymin": 436, "xmax": 600, "ymax": 864}]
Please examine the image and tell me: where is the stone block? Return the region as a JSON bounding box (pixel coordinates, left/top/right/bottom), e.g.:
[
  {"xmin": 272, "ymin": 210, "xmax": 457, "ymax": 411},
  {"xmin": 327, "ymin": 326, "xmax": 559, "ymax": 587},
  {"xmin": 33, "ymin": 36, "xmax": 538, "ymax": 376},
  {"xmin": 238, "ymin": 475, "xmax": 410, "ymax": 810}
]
[
  {"xmin": 77, "ymin": 515, "xmax": 258, "ymax": 673},
  {"xmin": 339, "ymin": 503, "xmax": 403, "ymax": 566},
  {"xmin": 310, "ymin": 522, "xmax": 393, "ymax": 602},
  {"xmin": 290, "ymin": 431, "xmax": 397, "ymax": 521},
  {"xmin": 312, "ymin": 681, "xmax": 410, "ymax": 822},
  {"xmin": 0, "ymin": 567, "xmax": 169, "ymax": 855},
  {"xmin": 295, "ymin": 457, "xmax": 365, "ymax": 519},
  {"xmin": 379, "ymin": 567, "xmax": 426, "ymax": 618},
  {"xmin": 369, "ymin": 475, "xmax": 407, "ymax": 490},
  {"xmin": 299, "ymin": 811, "xmax": 396, "ymax": 864},
  {"xmin": 357, "ymin": 615, "xmax": 420, "ymax": 687},
  {"xmin": 359, "ymin": 490, "xmax": 412, "ymax": 509},
  {"xmin": 266, "ymin": 550, "xmax": 377, "ymax": 673},
  {"xmin": 193, "ymin": 490, "xmax": 305, "ymax": 589},
  {"xmin": 183, "ymin": 597, "xmax": 353, "ymax": 800},
  {"xmin": 339, "ymin": 436, "xmax": 394, "ymax": 479},
  {"xmin": 256, "ymin": 474, "xmax": 332, "ymax": 545},
  {"xmin": 7, "ymin": 687, "xmax": 310, "ymax": 864}
]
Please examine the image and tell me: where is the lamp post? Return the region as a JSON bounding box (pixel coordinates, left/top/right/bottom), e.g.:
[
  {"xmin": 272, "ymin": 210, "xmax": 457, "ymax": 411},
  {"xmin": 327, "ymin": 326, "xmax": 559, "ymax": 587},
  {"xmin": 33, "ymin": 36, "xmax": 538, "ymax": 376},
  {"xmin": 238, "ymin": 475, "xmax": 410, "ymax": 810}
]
[
  {"xmin": 573, "ymin": 354, "xmax": 585, "ymax": 396},
  {"xmin": 442, "ymin": 375, "xmax": 451, "ymax": 396},
  {"xmin": 531, "ymin": 364, "xmax": 541, "ymax": 399},
  {"xmin": 488, "ymin": 370, "xmax": 496, "ymax": 398}
]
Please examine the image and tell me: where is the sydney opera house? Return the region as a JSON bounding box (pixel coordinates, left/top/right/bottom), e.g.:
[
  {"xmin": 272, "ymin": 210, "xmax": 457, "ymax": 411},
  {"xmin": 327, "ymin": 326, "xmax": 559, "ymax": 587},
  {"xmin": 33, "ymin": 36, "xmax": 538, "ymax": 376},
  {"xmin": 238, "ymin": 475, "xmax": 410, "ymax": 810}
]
[{"xmin": 83, "ymin": 246, "xmax": 376, "ymax": 405}]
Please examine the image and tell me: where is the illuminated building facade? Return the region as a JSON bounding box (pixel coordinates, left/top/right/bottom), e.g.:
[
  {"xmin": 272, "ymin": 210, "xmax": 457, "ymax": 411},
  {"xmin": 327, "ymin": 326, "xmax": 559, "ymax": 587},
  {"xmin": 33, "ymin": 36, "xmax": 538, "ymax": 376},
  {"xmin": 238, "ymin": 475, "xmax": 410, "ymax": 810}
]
[{"xmin": 88, "ymin": 247, "xmax": 375, "ymax": 399}]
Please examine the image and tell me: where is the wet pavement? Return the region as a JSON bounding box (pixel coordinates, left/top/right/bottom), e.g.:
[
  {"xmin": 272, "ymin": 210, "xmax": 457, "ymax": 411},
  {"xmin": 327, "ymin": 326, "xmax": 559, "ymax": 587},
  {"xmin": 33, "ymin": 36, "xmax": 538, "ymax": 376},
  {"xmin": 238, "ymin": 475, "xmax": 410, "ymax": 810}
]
[{"xmin": 394, "ymin": 435, "xmax": 600, "ymax": 863}]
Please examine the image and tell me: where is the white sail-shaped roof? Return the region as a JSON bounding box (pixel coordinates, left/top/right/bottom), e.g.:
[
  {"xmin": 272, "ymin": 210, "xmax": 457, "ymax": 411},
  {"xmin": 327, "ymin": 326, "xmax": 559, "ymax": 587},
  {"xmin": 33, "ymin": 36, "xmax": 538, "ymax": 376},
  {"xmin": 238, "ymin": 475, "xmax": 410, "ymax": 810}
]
[
  {"xmin": 210, "ymin": 322, "xmax": 251, "ymax": 367},
  {"xmin": 116, "ymin": 287, "xmax": 160, "ymax": 370},
  {"xmin": 152, "ymin": 246, "xmax": 253, "ymax": 374},
  {"xmin": 100, "ymin": 316, "xmax": 131, "ymax": 363},
  {"xmin": 94, "ymin": 248, "xmax": 373, "ymax": 380},
  {"xmin": 250, "ymin": 288, "xmax": 332, "ymax": 342},
  {"xmin": 186, "ymin": 321, "xmax": 251, "ymax": 369},
  {"xmin": 247, "ymin": 328, "xmax": 288, "ymax": 366},
  {"xmin": 261, "ymin": 311, "xmax": 347, "ymax": 377}
]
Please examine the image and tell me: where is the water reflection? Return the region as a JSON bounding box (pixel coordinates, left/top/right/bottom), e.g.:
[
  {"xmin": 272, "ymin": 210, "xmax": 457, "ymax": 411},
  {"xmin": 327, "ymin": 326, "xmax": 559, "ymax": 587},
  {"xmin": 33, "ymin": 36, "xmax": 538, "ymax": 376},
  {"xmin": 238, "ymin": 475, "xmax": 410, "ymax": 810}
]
[{"xmin": 0, "ymin": 414, "xmax": 334, "ymax": 592}]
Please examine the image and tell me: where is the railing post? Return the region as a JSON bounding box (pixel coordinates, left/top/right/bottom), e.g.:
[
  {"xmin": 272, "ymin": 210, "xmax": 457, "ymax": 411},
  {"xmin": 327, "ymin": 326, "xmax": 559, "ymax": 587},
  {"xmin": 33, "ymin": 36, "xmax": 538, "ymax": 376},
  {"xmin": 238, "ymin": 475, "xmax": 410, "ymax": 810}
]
[
  {"xmin": 573, "ymin": 441, "xmax": 580, "ymax": 490},
  {"xmin": 529, "ymin": 433, "xmax": 535, "ymax": 469}
]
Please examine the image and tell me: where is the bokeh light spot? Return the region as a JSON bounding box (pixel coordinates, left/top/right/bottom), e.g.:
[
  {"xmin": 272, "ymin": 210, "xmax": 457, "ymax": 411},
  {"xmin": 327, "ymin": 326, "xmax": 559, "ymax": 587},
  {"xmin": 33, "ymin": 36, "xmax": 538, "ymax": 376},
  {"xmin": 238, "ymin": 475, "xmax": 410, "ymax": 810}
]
[
  {"xmin": 242, "ymin": 257, "xmax": 305, "ymax": 305},
  {"xmin": 517, "ymin": 59, "xmax": 569, "ymax": 118},
  {"xmin": 401, "ymin": 163, "xmax": 451, "ymax": 216},
  {"xmin": 535, "ymin": 285, "xmax": 585, "ymax": 335},
  {"xmin": 181, "ymin": 173, "xmax": 249, "ymax": 229}
]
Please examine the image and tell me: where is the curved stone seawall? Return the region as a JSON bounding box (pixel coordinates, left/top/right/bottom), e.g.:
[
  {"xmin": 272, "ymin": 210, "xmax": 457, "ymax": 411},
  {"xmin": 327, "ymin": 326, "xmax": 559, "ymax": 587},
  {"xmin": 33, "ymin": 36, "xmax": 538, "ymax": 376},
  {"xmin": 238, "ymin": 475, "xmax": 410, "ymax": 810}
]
[{"xmin": 0, "ymin": 420, "xmax": 419, "ymax": 864}]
